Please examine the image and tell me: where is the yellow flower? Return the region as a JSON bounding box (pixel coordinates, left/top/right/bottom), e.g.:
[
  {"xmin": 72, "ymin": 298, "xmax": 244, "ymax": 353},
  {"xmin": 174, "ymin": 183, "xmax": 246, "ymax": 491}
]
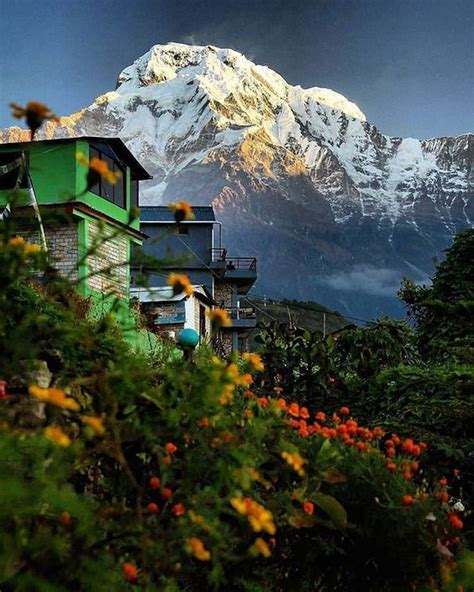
[
  {"xmin": 242, "ymin": 352, "xmax": 264, "ymax": 372},
  {"xmin": 168, "ymin": 201, "xmax": 195, "ymax": 222},
  {"xmin": 81, "ymin": 415, "xmax": 106, "ymax": 436},
  {"xmin": 219, "ymin": 383, "xmax": 235, "ymax": 405},
  {"xmin": 281, "ymin": 451, "xmax": 306, "ymax": 477},
  {"xmin": 76, "ymin": 152, "xmax": 121, "ymax": 187},
  {"xmin": 10, "ymin": 101, "xmax": 59, "ymax": 137},
  {"xmin": 44, "ymin": 426, "xmax": 71, "ymax": 448},
  {"xmin": 8, "ymin": 237, "xmax": 25, "ymax": 248},
  {"xmin": 236, "ymin": 373, "xmax": 253, "ymax": 387},
  {"xmin": 188, "ymin": 511, "xmax": 208, "ymax": 530},
  {"xmin": 230, "ymin": 497, "xmax": 276, "ymax": 535},
  {"xmin": 167, "ymin": 273, "xmax": 193, "ymax": 297},
  {"xmin": 185, "ymin": 537, "xmax": 211, "ymax": 561},
  {"xmin": 207, "ymin": 308, "xmax": 232, "ymax": 330},
  {"xmin": 254, "ymin": 537, "xmax": 271, "ymax": 558},
  {"xmin": 29, "ymin": 385, "xmax": 80, "ymax": 412},
  {"xmin": 23, "ymin": 243, "xmax": 42, "ymax": 255}
]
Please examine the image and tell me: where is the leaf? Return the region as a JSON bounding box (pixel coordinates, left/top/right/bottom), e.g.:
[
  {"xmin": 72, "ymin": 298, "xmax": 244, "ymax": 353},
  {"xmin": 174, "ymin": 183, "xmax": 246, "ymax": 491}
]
[
  {"xmin": 320, "ymin": 469, "xmax": 347, "ymax": 484},
  {"xmin": 312, "ymin": 492, "xmax": 347, "ymax": 529}
]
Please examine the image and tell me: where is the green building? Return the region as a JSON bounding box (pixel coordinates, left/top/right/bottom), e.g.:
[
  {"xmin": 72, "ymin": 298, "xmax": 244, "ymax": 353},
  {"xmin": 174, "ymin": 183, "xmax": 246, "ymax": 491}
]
[{"xmin": 0, "ymin": 137, "xmax": 156, "ymax": 350}]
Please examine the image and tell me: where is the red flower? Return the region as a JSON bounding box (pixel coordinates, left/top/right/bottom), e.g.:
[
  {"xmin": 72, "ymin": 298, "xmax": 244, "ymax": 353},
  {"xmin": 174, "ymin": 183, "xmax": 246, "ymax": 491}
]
[
  {"xmin": 339, "ymin": 406, "xmax": 350, "ymax": 416},
  {"xmin": 172, "ymin": 503, "xmax": 186, "ymax": 516},
  {"xmin": 122, "ymin": 562, "xmax": 138, "ymax": 582},
  {"xmin": 401, "ymin": 439, "xmax": 414, "ymax": 454},
  {"xmin": 58, "ymin": 511, "xmax": 72, "ymax": 526},
  {"xmin": 258, "ymin": 397, "xmax": 269, "ymax": 408},
  {"xmin": 149, "ymin": 476, "xmax": 161, "ymax": 490},
  {"xmin": 299, "ymin": 406, "xmax": 310, "ymax": 419},
  {"xmin": 439, "ymin": 478, "xmax": 448, "ymax": 488},
  {"xmin": 328, "ymin": 376, "xmax": 336, "ymax": 385},
  {"xmin": 162, "ymin": 487, "xmax": 172, "ymax": 500},
  {"xmin": 244, "ymin": 390, "xmax": 254, "ymax": 399},
  {"xmin": 437, "ymin": 492, "xmax": 449, "ymax": 503},
  {"xmin": 402, "ymin": 495, "xmax": 414, "ymax": 506},
  {"xmin": 448, "ymin": 512, "xmax": 463, "ymax": 530},
  {"xmin": 303, "ymin": 501, "xmax": 314, "ymax": 516},
  {"xmin": 198, "ymin": 417, "xmax": 210, "ymax": 427},
  {"xmin": 288, "ymin": 403, "xmax": 299, "ymax": 417},
  {"xmin": 165, "ymin": 442, "xmax": 178, "ymax": 455},
  {"xmin": 386, "ymin": 462, "xmax": 397, "ymax": 472},
  {"xmin": 315, "ymin": 411, "xmax": 326, "ymax": 423},
  {"xmin": 147, "ymin": 502, "xmax": 159, "ymax": 514}
]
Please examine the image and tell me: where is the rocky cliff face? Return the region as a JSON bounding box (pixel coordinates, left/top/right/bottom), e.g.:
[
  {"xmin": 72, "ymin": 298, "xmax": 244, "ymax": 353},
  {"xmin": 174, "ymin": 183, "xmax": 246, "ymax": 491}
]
[{"xmin": 3, "ymin": 43, "xmax": 472, "ymax": 318}]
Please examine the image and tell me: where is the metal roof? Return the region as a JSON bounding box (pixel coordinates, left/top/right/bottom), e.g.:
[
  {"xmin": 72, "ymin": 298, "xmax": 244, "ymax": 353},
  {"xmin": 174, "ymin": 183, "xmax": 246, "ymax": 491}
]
[
  {"xmin": 140, "ymin": 205, "xmax": 216, "ymax": 223},
  {"xmin": 0, "ymin": 136, "xmax": 152, "ymax": 181}
]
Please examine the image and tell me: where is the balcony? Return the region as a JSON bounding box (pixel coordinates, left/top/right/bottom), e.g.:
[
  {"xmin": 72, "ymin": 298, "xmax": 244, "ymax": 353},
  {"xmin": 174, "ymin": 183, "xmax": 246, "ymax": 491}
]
[
  {"xmin": 225, "ymin": 305, "xmax": 257, "ymax": 330},
  {"xmin": 209, "ymin": 248, "xmax": 257, "ymax": 293}
]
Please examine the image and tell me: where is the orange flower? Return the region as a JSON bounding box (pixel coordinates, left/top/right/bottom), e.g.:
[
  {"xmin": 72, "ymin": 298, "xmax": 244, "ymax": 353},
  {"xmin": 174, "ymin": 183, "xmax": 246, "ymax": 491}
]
[
  {"xmin": 186, "ymin": 537, "xmax": 211, "ymax": 561},
  {"xmin": 168, "ymin": 200, "xmax": 195, "ymax": 222},
  {"xmin": 258, "ymin": 397, "xmax": 269, "ymax": 408},
  {"xmin": 315, "ymin": 411, "xmax": 326, "ymax": 423},
  {"xmin": 172, "ymin": 503, "xmax": 186, "ymax": 516},
  {"xmin": 165, "ymin": 442, "xmax": 178, "ymax": 455},
  {"xmin": 401, "ymin": 438, "xmax": 415, "ymax": 454},
  {"xmin": 122, "ymin": 562, "xmax": 138, "ymax": 583},
  {"xmin": 438, "ymin": 491, "xmax": 449, "ymax": 503},
  {"xmin": 147, "ymin": 502, "xmax": 159, "ymax": 514},
  {"xmin": 402, "ymin": 495, "xmax": 414, "ymax": 506},
  {"xmin": 439, "ymin": 478, "xmax": 448, "ymax": 488},
  {"xmin": 44, "ymin": 426, "xmax": 71, "ymax": 448},
  {"xmin": 149, "ymin": 476, "xmax": 161, "ymax": 490},
  {"xmin": 77, "ymin": 152, "xmax": 121, "ymax": 187},
  {"xmin": 230, "ymin": 497, "xmax": 276, "ymax": 535},
  {"xmin": 81, "ymin": 415, "xmax": 106, "ymax": 435},
  {"xmin": 303, "ymin": 501, "xmax": 314, "ymax": 516},
  {"xmin": 254, "ymin": 537, "xmax": 271, "ymax": 558},
  {"xmin": 10, "ymin": 101, "xmax": 59, "ymax": 138},
  {"xmin": 207, "ymin": 308, "xmax": 232, "ymax": 330},
  {"xmin": 167, "ymin": 273, "xmax": 193, "ymax": 297},
  {"xmin": 339, "ymin": 406, "xmax": 350, "ymax": 416},
  {"xmin": 373, "ymin": 426, "xmax": 385, "ymax": 438},
  {"xmin": 448, "ymin": 512, "xmax": 463, "ymax": 530},
  {"xmin": 277, "ymin": 398, "xmax": 287, "ymax": 409},
  {"xmin": 198, "ymin": 417, "xmax": 210, "ymax": 427},
  {"xmin": 288, "ymin": 402, "xmax": 299, "ymax": 417},
  {"xmin": 386, "ymin": 462, "xmax": 397, "ymax": 472},
  {"xmin": 29, "ymin": 385, "xmax": 80, "ymax": 412},
  {"xmin": 299, "ymin": 406, "xmax": 310, "ymax": 419}
]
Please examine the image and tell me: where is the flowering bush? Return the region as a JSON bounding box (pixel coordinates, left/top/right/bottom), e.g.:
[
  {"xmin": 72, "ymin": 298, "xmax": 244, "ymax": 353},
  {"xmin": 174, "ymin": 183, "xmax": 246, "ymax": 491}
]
[{"xmin": 0, "ymin": 138, "xmax": 472, "ymax": 590}]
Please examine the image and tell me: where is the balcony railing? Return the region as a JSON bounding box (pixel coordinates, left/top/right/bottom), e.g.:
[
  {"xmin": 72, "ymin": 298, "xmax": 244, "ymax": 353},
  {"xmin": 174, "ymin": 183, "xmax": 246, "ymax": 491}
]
[
  {"xmin": 210, "ymin": 248, "xmax": 257, "ymax": 271},
  {"xmin": 225, "ymin": 305, "xmax": 257, "ymax": 320}
]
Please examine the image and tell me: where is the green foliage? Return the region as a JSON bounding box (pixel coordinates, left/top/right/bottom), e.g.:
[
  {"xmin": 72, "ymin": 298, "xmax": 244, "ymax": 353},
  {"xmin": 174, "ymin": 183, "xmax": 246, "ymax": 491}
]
[
  {"xmin": 399, "ymin": 228, "xmax": 474, "ymax": 363},
  {"xmin": 0, "ymin": 223, "xmax": 467, "ymax": 591},
  {"xmin": 367, "ymin": 364, "xmax": 474, "ymax": 468}
]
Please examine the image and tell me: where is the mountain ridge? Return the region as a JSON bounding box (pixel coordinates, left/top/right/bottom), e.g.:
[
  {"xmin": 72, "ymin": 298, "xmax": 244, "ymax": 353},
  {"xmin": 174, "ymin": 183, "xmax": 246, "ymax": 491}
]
[{"xmin": 2, "ymin": 42, "xmax": 472, "ymax": 318}]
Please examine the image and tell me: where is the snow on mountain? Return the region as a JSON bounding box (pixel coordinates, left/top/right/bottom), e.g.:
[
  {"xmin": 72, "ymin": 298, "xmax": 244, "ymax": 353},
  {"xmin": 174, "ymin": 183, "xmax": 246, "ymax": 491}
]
[{"xmin": 2, "ymin": 43, "xmax": 473, "ymax": 318}]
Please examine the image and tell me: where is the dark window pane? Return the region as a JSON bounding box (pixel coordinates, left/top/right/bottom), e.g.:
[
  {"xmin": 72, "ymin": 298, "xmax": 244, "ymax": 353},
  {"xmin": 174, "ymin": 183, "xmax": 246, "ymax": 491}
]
[
  {"xmin": 177, "ymin": 226, "xmax": 189, "ymax": 235},
  {"xmin": 131, "ymin": 180, "xmax": 139, "ymax": 209},
  {"xmin": 89, "ymin": 147, "xmax": 101, "ymax": 196},
  {"xmin": 113, "ymin": 162, "xmax": 125, "ymax": 208}
]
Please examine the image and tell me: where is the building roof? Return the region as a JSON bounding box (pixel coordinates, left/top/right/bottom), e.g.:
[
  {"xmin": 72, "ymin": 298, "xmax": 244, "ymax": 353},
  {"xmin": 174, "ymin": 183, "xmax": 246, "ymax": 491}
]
[
  {"xmin": 140, "ymin": 205, "xmax": 216, "ymax": 223},
  {"xmin": 0, "ymin": 136, "xmax": 152, "ymax": 181}
]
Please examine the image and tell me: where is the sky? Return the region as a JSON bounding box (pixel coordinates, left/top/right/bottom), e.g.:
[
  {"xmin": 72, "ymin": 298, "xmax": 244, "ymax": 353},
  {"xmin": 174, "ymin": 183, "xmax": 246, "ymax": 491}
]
[{"xmin": 0, "ymin": 0, "xmax": 472, "ymax": 138}]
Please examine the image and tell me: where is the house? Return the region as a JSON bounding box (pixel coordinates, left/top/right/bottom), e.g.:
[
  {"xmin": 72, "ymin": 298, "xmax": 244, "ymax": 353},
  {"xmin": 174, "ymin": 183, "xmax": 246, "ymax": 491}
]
[
  {"xmin": 0, "ymin": 137, "xmax": 150, "ymax": 306},
  {"xmin": 132, "ymin": 205, "xmax": 257, "ymax": 352}
]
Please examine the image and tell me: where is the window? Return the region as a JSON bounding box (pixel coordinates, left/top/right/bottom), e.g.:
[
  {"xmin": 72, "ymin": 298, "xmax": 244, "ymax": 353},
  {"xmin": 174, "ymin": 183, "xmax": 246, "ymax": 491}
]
[
  {"xmin": 130, "ymin": 180, "xmax": 139, "ymax": 209},
  {"xmin": 177, "ymin": 226, "xmax": 189, "ymax": 235},
  {"xmin": 89, "ymin": 145, "xmax": 126, "ymax": 208},
  {"xmin": 0, "ymin": 152, "xmax": 28, "ymax": 190}
]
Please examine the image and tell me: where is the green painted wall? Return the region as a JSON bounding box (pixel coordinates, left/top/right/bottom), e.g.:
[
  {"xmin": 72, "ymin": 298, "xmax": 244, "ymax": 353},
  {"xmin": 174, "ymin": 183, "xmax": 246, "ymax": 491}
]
[{"xmin": 0, "ymin": 139, "xmax": 139, "ymax": 231}]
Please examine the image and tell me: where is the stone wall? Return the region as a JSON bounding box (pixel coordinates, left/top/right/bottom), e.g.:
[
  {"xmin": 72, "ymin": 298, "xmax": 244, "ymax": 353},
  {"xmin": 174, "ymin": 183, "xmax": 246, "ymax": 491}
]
[
  {"xmin": 214, "ymin": 280, "xmax": 233, "ymax": 308},
  {"xmin": 87, "ymin": 222, "xmax": 128, "ymax": 299},
  {"xmin": 14, "ymin": 222, "xmax": 78, "ymax": 280}
]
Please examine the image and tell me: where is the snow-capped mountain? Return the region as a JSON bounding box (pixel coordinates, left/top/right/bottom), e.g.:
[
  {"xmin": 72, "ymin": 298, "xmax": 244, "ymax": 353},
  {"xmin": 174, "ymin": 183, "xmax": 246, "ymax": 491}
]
[{"xmin": 3, "ymin": 43, "xmax": 473, "ymax": 318}]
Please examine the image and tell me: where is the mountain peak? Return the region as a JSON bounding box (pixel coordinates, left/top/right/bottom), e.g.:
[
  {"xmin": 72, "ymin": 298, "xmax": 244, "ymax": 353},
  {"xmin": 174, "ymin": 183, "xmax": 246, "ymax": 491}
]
[{"xmin": 116, "ymin": 42, "xmax": 366, "ymax": 122}]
